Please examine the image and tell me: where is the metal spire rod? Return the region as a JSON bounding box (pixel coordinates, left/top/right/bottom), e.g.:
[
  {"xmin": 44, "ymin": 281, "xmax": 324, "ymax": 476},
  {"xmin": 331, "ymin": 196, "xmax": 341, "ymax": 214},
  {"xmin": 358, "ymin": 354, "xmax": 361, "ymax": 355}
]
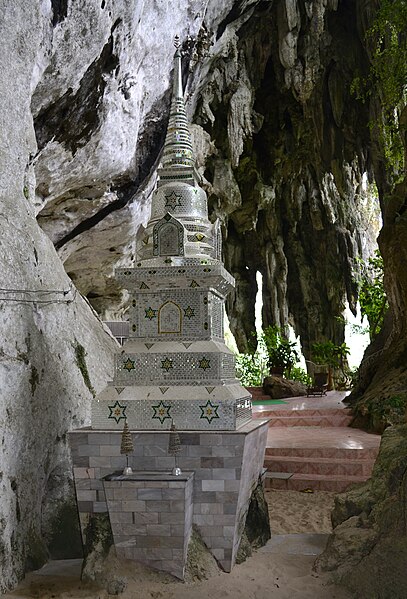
[{"xmin": 173, "ymin": 35, "xmax": 183, "ymax": 99}]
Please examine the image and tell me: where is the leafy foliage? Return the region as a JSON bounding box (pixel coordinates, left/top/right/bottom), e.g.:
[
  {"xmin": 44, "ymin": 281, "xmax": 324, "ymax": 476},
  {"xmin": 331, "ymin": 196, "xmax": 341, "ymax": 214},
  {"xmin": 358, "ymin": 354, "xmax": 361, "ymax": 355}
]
[
  {"xmin": 358, "ymin": 393, "xmax": 407, "ymax": 430},
  {"xmin": 289, "ymin": 366, "xmax": 312, "ymax": 387},
  {"xmin": 373, "ymin": 394, "xmax": 407, "ymax": 426},
  {"xmin": 236, "ymin": 326, "xmax": 302, "ymax": 386},
  {"xmin": 311, "ymin": 341, "xmax": 350, "ymax": 369},
  {"xmin": 310, "ymin": 340, "xmax": 351, "ymax": 390},
  {"xmin": 235, "ymin": 351, "xmax": 268, "ymax": 387},
  {"xmin": 351, "ymin": 0, "xmax": 407, "ymax": 170},
  {"xmin": 357, "ymin": 250, "xmax": 388, "ymax": 340},
  {"xmin": 262, "ymin": 326, "xmax": 299, "ymax": 374}
]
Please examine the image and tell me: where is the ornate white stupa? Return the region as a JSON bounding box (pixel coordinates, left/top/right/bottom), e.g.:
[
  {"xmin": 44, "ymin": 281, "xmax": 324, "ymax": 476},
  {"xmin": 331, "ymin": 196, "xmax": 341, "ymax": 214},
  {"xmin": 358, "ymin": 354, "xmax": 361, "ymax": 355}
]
[{"xmin": 92, "ymin": 38, "xmax": 252, "ymax": 431}]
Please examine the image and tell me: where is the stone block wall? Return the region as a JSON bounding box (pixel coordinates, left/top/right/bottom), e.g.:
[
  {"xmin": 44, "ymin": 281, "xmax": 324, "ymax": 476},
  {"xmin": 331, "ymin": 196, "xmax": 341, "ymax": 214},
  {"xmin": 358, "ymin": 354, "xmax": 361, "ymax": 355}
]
[
  {"xmin": 68, "ymin": 419, "xmax": 269, "ymax": 572},
  {"xmin": 103, "ymin": 473, "xmax": 194, "ymax": 579}
]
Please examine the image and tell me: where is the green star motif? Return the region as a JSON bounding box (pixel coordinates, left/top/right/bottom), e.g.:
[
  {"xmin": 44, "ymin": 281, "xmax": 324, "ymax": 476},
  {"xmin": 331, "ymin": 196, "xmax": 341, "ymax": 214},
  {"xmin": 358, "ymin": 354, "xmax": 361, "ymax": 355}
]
[
  {"xmin": 198, "ymin": 357, "xmax": 211, "ymax": 371},
  {"xmin": 184, "ymin": 306, "xmax": 195, "ymax": 319},
  {"xmin": 108, "ymin": 401, "xmax": 127, "ymax": 423},
  {"xmin": 164, "ymin": 191, "xmax": 182, "ymax": 210},
  {"xmin": 161, "ymin": 358, "xmax": 174, "ymax": 372},
  {"xmin": 123, "ymin": 358, "xmax": 135, "ymax": 372},
  {"xmin": 145, "ymin": 306, "xmax": 157, "ymax": 320},
  {"xmin": 199, "ymin": 400, "xmax": 219, "ymax": 423},
  {"xmin": 152, "ymin": 401, "xmax": 172, "ymax": 424}
]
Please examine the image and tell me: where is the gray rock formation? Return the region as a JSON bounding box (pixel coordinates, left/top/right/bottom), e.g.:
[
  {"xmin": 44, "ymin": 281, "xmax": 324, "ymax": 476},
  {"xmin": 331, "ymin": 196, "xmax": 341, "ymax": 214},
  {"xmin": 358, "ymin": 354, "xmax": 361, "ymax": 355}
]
[
  {"xmin": 263, "ymin": 375, "xmax": 307, "ymax": 399},
  {"xmin": 0, "ymin": 1, "xmax": 117, "ymax": 591},
  {"xmin": 316, "ymin": 425, "xmax": 407, "ymax": 598},
  {"xmin": 28, "ymin": 0, "xmax": 378, "ymax": 358}
]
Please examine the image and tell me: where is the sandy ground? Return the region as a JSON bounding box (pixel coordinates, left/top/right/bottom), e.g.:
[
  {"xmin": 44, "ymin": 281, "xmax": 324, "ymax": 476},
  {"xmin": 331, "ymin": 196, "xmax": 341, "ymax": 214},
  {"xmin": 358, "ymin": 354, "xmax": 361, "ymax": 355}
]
[
  {"xmin": 266, "ymin": 489, "xmax": 336, "ymax": 534},
  {"xmin": 4, "ymin": 491, "xmax": 351, "ymax": 599}
]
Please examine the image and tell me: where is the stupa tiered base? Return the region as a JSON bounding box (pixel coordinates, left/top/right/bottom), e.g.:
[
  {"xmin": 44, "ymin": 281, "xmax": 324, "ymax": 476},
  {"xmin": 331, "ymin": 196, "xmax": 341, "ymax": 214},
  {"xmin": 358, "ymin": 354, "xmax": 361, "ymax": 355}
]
[{"xmin": 92, "ymin": 385, "xmax": 252, "ymax": 430}]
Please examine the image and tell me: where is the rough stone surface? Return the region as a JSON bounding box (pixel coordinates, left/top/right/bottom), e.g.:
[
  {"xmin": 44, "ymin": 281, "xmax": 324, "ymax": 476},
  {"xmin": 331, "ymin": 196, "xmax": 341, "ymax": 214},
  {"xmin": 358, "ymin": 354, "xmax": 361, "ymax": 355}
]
[
  {"xmin": 0, "ymin": 2, "xmax": 117, "ymax": 592},
  {"xmin": 81, "ymin": 512, "xmax": 115, "ymax": 583},
  {"xmin": 316, "ymin": 425, "xmax": 407, "ymax": 598},
  {"xmin": 236, "ymin": 477, "xmax": 271, "ymax": 564},
  {"xmin": 22, "ymin": 0, "xmax": 378, "ymax": 357},
  {"xmin": 185, "ymin": 525, "xmax": 222, "ymax": 582},
  {"xmin": 263, "ymin": 376, "xmax": 307, "ymax": 399}
]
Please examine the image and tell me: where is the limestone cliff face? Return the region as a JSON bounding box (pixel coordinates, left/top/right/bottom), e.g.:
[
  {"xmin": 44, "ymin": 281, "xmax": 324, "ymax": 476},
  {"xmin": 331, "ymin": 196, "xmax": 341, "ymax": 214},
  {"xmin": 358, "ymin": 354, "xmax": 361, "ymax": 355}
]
[
  {"xmin": 193, "ymin": 0, "xmax": 378, "ymax": 353},
  {"xmin": 0, "ymin": 2, "xmax": 117, "ymax": 591},
  {"xmin": 31, "ymin": 0, "xmax": 243, "ymax": 318},
  {"xmin": 316, "ymin": 426, "xmax": 407, "ymax": 598}
]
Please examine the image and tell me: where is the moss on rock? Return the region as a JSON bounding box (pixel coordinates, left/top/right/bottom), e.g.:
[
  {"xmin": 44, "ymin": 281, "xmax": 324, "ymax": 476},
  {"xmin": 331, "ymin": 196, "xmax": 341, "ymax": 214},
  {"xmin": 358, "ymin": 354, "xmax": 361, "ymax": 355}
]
[
  {"xmin": 316, "ymin": 425, "xmax": 407, "ymax": 598},
  {"xmin": 73, "ymin": 341, "xmax": 96, "ymax": 397},
  {"xmin": 81, "ymin": 512, "xmax": 114, "ymax": 582}
]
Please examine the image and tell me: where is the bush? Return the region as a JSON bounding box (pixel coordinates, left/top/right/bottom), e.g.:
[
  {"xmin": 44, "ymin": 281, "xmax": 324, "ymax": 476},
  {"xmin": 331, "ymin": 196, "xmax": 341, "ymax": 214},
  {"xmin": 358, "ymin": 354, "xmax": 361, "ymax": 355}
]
[
  {"xmin": 235, "ymin": 352, "xmax": 268, "ymax": 387},
  {"xmin": 289, "ymin": 366, "xmax": 312, "ymax": 386}
]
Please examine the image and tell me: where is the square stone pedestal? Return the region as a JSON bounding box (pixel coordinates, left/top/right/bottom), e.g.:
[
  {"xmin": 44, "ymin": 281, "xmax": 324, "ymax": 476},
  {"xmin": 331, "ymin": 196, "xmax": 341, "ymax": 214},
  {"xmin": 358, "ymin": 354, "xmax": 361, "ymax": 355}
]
[
  {"xmin": 69, "ymin": 418, "xmax": 269, "ymax": 573},
  {"xmin": 103, "ymin": 472, "xmax": 193, "ymax": 579}
]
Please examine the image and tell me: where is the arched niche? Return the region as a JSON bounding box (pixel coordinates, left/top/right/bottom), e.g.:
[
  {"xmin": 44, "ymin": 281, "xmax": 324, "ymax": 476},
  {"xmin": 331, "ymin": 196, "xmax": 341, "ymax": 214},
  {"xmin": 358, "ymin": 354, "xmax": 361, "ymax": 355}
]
[
  {"xmin": 158, "ymin": 301, "xmax": 182, "ymax": 334},
  {"xmin": 153, "ymin": 213, "xmax": 185, "ymax": 257}
]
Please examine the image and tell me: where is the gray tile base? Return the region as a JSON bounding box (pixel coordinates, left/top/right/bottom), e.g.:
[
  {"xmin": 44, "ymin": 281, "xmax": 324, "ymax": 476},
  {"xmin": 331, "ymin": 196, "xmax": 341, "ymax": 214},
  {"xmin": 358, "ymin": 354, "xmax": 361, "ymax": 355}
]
[{"xmin": 69, "ymin": 419, "xmax": 269, "ymax": 573}]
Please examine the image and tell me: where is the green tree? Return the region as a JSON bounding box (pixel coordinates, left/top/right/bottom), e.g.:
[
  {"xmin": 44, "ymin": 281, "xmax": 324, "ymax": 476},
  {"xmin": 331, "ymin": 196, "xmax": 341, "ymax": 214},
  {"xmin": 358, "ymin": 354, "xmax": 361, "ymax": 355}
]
[
  {"xmin": 358, "ymin": 250, "xmax": 388, "ymax": 340},
  {"xmin": 262, "ymin": 326, "xmax": 299, "ymax": 376},
  {"xmin": 311, "ymin": 341, "xmax": 350, "ymax": 390}
]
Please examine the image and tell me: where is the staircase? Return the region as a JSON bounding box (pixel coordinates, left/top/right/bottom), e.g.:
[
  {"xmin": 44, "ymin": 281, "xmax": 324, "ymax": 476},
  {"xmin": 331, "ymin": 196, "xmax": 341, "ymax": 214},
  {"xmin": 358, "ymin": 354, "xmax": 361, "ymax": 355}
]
[{"xmin": 249, "ymin": 387, "xmax": 381, "ymax": 492}]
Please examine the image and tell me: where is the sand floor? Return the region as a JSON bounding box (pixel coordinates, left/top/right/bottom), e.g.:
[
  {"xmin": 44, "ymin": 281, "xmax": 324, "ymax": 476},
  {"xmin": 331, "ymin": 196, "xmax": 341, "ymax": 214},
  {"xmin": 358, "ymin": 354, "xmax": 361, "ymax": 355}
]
[
  {"xmin": 4, "ymin": 490, "xmax": 351, "ymax": 599},
  {"xmin": 266, "ymin": 489, "xmax": 336, "ymax": 534}
]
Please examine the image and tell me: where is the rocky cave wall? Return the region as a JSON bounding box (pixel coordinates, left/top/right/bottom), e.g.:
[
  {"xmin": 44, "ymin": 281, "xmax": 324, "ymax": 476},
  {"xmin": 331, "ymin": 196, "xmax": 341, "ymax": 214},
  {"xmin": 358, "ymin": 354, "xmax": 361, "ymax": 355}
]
[
  {"xmin": 0, "ymin": 1, "xmax": 119, "ymax": 592},
  {"xmin": 1, "ymin": 0, "xmax": 406, "ymax": 594},
  {"xmin": 30, "ymin": 0, "xmax": 379, "ymax": 356},
  {"xmin": 193, "ymin": 0, "xmax": 379, "ymax": 353}
]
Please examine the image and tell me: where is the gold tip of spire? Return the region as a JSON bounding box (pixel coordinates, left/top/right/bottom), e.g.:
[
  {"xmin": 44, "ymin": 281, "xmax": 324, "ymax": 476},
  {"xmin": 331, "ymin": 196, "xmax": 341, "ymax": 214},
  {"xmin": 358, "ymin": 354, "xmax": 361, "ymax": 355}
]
[{"xmin": 174, "ymin": 35, "xmax": 180, "ymax": 48}]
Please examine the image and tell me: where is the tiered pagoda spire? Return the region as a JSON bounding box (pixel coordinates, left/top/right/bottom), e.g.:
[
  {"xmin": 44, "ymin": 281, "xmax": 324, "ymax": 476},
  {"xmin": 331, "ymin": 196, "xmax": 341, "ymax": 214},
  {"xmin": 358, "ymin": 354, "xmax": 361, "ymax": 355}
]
[{"xmin": 91, "ymin": 37, "xmax": 252, "ymax": 431}]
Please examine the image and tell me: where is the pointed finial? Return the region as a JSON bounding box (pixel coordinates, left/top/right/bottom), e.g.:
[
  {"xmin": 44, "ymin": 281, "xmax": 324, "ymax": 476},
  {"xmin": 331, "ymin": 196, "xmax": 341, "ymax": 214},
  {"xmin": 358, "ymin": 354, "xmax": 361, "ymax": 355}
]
[
  {"xmin": 157, "ymin": 33, "xmax": 196, "ymax": 177},
  {"xmin": 172, "ymin": 34, "xmax": 183, "ymax": 100}
]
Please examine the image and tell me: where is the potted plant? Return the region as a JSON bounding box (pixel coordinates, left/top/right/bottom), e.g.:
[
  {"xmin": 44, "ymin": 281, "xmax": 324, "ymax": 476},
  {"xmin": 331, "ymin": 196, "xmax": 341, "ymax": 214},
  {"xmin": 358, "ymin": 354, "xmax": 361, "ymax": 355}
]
[
  {"xmin": 262, "ymin": 326, "xmax": 299, "ymax": 377},
  {"xmin": 310, "ymin": 341, "xmax": 350, "ymax": 390}
]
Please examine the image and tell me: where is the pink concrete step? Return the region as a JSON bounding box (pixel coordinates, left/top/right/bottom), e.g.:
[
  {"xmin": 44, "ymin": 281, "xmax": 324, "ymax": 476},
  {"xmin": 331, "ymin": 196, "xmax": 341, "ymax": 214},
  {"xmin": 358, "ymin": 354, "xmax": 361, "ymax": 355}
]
[
  {"xmin": 258, "ymin": 412, "xmax": 353, "ymax": 428},
  {"xmin": 259, "ymin": 396, "xmax": 381, "ymax": 491},
  {"xmin": 264, "ymin": 455, "xmax": 375, "ymax": 477},
  {"xmin": 265, "ymin": 445, "xmax": 380, "ymax": 461},
  {"xmin": 264, "ymin": 472, "xmax": 368, "ymax": 493}
]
